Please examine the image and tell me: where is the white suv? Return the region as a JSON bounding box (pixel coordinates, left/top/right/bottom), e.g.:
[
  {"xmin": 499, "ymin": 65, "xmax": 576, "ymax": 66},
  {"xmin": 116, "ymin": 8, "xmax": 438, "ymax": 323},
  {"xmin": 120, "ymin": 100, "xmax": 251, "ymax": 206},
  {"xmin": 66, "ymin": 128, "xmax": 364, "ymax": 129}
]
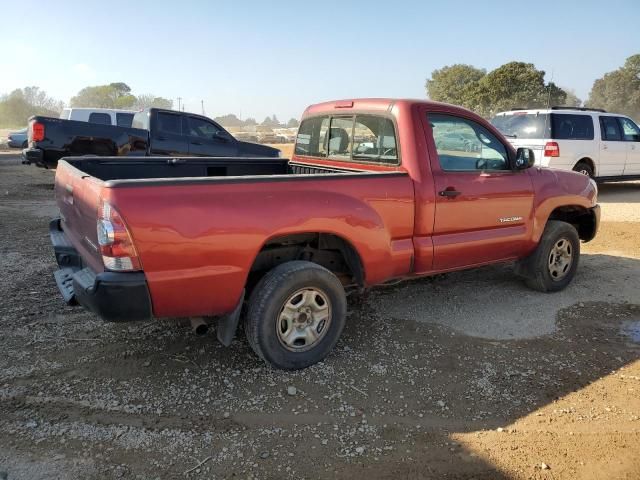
[{"xmin": 491, "ymin": 107, "xmax": 640, "ymax": 180}]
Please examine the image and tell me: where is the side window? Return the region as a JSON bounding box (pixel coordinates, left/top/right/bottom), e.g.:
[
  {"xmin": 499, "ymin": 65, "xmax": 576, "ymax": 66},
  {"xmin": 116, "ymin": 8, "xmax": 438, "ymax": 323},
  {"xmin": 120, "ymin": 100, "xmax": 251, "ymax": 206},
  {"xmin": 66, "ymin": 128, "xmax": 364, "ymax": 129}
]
[
  {"xmin": 600, "ymin": 116, "xmax": 622, "ymax": 141},
  {"xmin": 295, "ymin": 116, "xmax": 330, "ymax": 157},
  {"xmin": 328, "ymin": 117, "xmax": 353, "ymax": 159},
  {"xmin": 353, "ymin": 115, "xmax": 398, "ymax": 164},
  {"xmin": 88, "ymin": 112, "xmax": 112, "ymax": 125},
  {"xmin": 157, "ymin": 112, "xmax": 182, "ymax": 135},
  {"xmin": 551, "ymin": 114, "xmax": 594, "ymax": 140},
  {"xmin": 619, "ymin": 117, "xmax": 640, "ymax": 141},
  {"xmin": 429, "ymin": 114, "xmax": 509, "ymax": 171},
  {"xmin": 116, "ymin": 113, "xmax": 134, "ymax": 127},
  {"xmin": 188, "ymin": 116, "xmax": 222, "ymax": 138}
]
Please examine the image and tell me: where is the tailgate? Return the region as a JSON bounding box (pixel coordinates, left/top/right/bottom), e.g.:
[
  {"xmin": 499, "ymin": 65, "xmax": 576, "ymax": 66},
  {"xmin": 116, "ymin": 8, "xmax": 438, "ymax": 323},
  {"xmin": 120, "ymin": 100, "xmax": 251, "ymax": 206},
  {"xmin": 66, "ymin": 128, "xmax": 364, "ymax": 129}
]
[{"xmin": 54, "ymin": 160, "xmax": 105, "ymax": 273}]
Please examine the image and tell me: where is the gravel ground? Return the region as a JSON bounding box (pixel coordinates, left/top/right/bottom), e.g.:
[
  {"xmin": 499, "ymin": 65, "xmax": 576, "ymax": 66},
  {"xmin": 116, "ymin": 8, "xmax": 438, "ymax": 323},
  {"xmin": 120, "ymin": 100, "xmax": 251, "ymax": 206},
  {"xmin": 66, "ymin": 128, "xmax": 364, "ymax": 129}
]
[{"xmin": 0, "ymin": 154, "xmax": 639, "ymax": 479}]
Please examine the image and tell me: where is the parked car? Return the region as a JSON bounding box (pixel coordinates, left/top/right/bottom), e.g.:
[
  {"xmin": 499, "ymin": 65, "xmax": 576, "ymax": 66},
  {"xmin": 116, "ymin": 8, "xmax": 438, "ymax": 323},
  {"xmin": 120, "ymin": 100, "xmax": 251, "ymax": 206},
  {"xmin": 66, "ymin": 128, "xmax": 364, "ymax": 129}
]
[
  {"xmin": 23, "ymin": 108, "xmax": 280, "ymax": 168},
  {"xmin": 491, "ymin": 106, "xmax": 640, "ymax": 180},
  {"xmin": 50, "ymin": 98, "xmax": 599, "ymax": 370},
  {"xmin": 59, "ymin": 108, "xmax": 136, "ymax": 127},
  {"xmin": 6, "ymin": 128, "xmax": 28, "ymax": 148}
]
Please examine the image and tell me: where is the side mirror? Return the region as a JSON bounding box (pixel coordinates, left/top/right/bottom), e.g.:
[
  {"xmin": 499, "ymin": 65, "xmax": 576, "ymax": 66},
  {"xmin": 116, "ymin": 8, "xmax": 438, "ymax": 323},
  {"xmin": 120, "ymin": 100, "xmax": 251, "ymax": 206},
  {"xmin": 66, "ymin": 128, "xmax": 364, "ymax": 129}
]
[{"xmin": 515, "ymin": 148, "xmax": 535, "ymax": 170}]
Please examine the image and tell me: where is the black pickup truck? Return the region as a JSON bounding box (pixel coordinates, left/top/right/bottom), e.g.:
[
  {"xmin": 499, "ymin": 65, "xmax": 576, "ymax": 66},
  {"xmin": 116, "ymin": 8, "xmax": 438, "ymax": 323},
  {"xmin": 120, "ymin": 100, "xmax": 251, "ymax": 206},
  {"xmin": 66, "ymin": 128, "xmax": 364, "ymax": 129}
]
[{"xmin": 22, "ymin": 108, "xmax": 280, "ymax": 168}]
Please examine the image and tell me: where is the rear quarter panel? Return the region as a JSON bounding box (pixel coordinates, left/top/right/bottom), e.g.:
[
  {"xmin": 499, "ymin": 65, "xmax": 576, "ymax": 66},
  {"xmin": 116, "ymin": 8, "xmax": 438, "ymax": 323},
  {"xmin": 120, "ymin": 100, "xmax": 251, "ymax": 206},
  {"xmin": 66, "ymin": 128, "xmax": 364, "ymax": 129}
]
[{"xmin": 108, "ymin": 174, "xmax": 415, "ymax": 318}]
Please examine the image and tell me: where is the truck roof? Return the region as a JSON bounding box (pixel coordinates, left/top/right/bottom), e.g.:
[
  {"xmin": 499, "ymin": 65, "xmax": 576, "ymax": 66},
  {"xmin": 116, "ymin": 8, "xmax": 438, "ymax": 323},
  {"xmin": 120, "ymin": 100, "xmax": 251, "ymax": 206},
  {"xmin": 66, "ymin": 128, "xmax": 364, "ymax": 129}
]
[{"xmin": 302, "ymin": 98, "xmax": 478, "ymax": 118}]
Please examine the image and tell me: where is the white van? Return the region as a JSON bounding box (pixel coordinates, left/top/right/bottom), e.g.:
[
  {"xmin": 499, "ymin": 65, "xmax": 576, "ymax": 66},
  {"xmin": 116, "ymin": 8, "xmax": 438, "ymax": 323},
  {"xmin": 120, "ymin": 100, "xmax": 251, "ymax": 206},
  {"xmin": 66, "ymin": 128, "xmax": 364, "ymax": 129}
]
[
  {"xmin": 491, "ymin": 107, "xmax": 640, "ymax": 180},
  {"xmin": 59, "ymin": 108, "xmax": 137, "ymax": 128}
]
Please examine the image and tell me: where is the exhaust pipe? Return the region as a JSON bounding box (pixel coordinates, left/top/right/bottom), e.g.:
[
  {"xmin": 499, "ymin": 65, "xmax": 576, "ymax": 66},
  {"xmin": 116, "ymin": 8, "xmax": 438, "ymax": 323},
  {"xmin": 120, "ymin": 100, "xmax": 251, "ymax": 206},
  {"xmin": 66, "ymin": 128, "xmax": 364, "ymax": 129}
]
[{"xmin": 190, "ymin": 317, "xmax": 209, "ymax": 336}]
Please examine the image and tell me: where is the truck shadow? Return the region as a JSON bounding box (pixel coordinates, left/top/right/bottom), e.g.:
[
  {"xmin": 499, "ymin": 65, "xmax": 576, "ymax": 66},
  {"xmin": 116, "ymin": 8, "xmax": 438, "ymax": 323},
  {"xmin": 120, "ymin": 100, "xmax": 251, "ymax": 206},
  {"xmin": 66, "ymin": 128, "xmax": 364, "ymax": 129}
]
[
  {"xmin": 4, "ymin": 253, "xmax": 639, "ymax": 479},
  {"xmin": 597, "ymin": 181, "xmax": 640, "ymax": 203}
]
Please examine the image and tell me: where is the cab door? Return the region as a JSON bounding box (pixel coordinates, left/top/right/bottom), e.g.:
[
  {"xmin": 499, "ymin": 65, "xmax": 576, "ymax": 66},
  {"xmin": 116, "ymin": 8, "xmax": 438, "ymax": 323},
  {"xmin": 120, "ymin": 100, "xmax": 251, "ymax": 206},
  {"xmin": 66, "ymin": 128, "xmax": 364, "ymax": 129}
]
[
  {"xmin": 424, "ymin": 113, "xmax": 535, "ymax": 271},
  {"xmin": 186, "ymin": 116, "xmax": 238, "ymax": 157},
  {"xmin": 618, "ymin": 117, "xmax": 640, "ymax": 175},
  {"xmin": 598, "ymin": 116, "xmax": 626, "ymax": 176}
]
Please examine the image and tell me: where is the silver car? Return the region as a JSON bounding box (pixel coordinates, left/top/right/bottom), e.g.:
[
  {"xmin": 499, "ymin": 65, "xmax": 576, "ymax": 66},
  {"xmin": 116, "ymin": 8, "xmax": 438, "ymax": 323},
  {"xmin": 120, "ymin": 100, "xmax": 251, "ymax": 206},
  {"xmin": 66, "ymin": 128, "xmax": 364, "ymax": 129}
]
[{"xmin": 7, "ymin": 128, "xmax": 28, "ymax": 148}]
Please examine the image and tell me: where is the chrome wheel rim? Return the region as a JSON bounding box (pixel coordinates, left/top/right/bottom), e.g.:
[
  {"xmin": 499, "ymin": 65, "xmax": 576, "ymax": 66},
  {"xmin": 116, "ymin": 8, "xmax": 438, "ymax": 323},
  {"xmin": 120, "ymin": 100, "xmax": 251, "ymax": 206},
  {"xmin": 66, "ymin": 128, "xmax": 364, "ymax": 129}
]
[
  {"xmin": 276, "ymin": 288, "xmax": 331, "ymax": 352},
  {"xmin": 578, "ymin": 168, "xmax": 590, "ymax": 176},
  {"xmin": 548, "ymin": 238, "xmax": 573, "ymax": 281}
]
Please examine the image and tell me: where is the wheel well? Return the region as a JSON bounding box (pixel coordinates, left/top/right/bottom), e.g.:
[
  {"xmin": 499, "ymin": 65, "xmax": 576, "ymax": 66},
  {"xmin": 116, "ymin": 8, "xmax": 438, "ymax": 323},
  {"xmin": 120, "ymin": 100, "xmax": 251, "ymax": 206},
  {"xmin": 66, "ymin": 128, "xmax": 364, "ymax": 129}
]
[
  {"xmin": 248, "ymin": 233, "xmax": 364, "ymax": 291},
  {"xmin": 548, "ymin": 205, "xmax": 597, "ymax": 241},
  {"xmin": 575, "ymin": 157, "xmax": 595, "ymax": 175}
]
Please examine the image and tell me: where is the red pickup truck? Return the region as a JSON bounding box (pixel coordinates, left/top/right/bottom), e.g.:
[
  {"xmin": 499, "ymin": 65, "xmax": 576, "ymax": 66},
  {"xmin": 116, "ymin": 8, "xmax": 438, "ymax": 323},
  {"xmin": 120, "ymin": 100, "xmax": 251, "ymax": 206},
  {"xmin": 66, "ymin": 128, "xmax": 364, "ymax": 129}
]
[{"xmin": 50, "ymin": 98, "xmax": 599, "ymax": 369}]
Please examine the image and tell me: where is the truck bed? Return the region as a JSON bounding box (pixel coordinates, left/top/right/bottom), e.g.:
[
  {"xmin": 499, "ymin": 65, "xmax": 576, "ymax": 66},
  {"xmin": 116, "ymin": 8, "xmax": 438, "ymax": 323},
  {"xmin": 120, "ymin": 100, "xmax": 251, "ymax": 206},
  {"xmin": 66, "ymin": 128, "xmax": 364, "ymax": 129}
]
[{"xmin": 63, "ymin": 156, "xmax": 369, "ymax": 183}]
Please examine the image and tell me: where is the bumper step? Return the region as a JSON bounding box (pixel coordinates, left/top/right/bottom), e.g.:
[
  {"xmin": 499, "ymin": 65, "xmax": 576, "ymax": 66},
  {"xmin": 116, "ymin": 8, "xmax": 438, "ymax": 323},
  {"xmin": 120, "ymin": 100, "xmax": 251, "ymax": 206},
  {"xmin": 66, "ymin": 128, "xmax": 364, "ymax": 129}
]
[{"xmin": 54, "ymin": 268, "xmax": 77, "ymax": 304}]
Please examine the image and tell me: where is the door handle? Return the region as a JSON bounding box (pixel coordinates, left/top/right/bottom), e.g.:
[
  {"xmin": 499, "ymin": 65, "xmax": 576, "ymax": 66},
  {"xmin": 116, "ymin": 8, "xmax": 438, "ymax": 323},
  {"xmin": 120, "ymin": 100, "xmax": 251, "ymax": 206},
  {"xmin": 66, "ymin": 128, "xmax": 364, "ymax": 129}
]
[
  {"xmin": 602, "ymin": 144, "xmax": 608, "ymax": 150},
  {"xmin": 157, "ymin": 135, "xmax": 167, "ymax": 141},
  {"xmin": 439, "ymin": 188, "xmax": 461, "ymax": 198},
  {"xmin": 191, "ymin": 141, "xmax": 202, "ymax": 145}
]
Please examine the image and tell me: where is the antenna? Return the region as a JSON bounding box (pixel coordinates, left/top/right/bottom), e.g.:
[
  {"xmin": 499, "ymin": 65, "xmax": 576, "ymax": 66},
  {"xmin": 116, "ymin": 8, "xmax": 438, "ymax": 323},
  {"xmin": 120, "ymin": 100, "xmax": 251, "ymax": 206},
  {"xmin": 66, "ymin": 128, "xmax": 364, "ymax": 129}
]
[
  {"xmin": 542, "ymin": 68, "xmax": 554, "ymax": 141},
  {"xmin": 177, "ymin": 97, "xmax": 182, "ymax": 112},
  {"xmin": 201, "ymin": 100, "xmax": 205, "ymax": 115}
]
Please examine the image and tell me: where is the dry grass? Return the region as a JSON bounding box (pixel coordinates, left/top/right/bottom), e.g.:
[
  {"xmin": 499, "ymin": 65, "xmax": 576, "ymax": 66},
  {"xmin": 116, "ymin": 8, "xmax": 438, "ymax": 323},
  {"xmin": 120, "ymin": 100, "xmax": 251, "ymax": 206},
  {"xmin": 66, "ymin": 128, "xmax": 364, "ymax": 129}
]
[{"xmin": 265, "ymin": 143, "xmax": 294, "ymax": 158}]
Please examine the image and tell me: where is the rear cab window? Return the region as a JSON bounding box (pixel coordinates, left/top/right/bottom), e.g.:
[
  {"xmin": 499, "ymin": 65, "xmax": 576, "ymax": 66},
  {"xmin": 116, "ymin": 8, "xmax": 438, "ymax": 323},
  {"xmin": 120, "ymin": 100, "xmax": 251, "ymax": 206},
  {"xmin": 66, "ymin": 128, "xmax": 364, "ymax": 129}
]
[
  {"xmin": 116, "ymin": 113, "xmax": 134, "ymax": 128},
  {"xmin": 88, "ymin": 112, "xmax": 112, "ymax": 125},
  {"xmin": 156, "ymin": 112, "xmax": 182, "ymax": 135},
  {"xmin": 295, "ymin": 114, "xmax": 399, "ymax": 165}
]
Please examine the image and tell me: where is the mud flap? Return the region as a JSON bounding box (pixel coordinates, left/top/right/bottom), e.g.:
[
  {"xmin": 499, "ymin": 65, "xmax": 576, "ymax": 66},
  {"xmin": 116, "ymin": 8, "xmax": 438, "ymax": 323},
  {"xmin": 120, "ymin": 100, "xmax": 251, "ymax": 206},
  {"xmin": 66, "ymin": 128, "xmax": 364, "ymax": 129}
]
[{"xmin": 216, "ymin": 290, "xmax": 245, "ymax": 347}]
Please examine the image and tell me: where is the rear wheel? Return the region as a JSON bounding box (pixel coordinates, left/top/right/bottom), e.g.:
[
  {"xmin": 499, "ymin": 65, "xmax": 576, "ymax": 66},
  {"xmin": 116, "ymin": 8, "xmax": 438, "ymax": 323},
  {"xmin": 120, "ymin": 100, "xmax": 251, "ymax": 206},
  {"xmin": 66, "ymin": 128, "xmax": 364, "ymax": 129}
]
[
  {"xmin": 573, "ymin": 161, "xmax": 594, "ymax": 178},
  {"xmin": 522, "ymin": 221, "xmax": 580, "ymax": 292},
  {"xmin": 245, "ymin": 261, "xmax": 347, "ymax": 370}
]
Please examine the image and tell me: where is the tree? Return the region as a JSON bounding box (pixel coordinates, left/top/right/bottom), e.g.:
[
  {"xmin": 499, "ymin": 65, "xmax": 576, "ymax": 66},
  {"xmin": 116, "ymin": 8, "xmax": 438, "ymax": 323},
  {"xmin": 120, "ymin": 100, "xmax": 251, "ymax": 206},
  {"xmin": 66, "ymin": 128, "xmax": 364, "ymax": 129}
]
[
  {"xmin": 243, "ymin": 117, "xmax": 257, "ymax": 126},
  {"xmin": 213, "ymin": 114, "xmax": 244, "ymax": 127},
  {"xmin": 587, "ymin": 54, "xmax": 640, "ymax": 121},
  {"xmin": 474, "ymin": 62, "xmax": 566, "ymax": 117},
  {"xmin": 426, "ymin": 64, "xmax": 486, "ymax": 110},
  {"xmin": 286, "ymin": 118, "xmax": 300, "ymax": 128},
  {"xmin": 261, "ymin": 115, "xmax": 281, "ymax": 127},
  {"xmin": 426, "ymin": 62, "xmax": 567, "ymax": 117},
  {"xmin": 133, "ymin": 94, "xmax": 173, "ymax": 110},
  {"xmin": 562, "ymin": 88, "xmax": 582, "ymax": 107},
  {"xmin": 0, "ymin": 87, "xmax": 63, "ymax": 127},
  {"xmin": 70, "ymin": 82, "xmax": 136, "ymax": 109}
]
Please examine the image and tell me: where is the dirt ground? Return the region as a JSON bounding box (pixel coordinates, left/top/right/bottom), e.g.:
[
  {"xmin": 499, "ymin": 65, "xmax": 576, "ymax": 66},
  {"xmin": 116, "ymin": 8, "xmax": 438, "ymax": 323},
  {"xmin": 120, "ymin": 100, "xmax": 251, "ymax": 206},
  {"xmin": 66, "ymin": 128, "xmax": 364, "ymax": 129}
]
[{"xmin": 0, "ymin": 153, "xmax": 638, "ymax": 480}]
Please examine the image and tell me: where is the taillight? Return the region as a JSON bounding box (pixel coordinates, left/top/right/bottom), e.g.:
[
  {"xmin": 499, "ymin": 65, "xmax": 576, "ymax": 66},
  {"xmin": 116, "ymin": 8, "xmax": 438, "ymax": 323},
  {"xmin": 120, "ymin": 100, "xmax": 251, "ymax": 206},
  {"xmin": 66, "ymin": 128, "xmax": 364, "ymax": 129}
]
[
  {"xmin": 544, "ymin": 141, "xmax": 560, "ymax": 157},
  {"xmin": 32, "ymin": 121, "xmax": 45, "ymax": 142},
  {"xmin": 97, "ymin": 200, "xmax": 141, "ymax": 271}
]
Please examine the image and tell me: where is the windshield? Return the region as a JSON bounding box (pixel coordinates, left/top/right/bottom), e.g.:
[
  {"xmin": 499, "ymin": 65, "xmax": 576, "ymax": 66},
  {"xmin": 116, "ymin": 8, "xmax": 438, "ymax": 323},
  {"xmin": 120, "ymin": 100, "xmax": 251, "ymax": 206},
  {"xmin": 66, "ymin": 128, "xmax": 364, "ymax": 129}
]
[{"xmin": 491, "ymin": 113, "xmax": 550, "ymax": 139}]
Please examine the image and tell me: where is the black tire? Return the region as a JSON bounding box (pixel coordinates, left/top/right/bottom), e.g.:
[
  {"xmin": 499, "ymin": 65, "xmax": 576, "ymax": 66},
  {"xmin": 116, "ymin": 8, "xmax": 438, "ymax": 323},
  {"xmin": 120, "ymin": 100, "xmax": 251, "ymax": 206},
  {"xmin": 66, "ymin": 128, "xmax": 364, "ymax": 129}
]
[
  {"xmin": 245, "ymin": 261, "xmax": 347, "ymax": 370},
  {"xmin": 573, "ymin": 161, "xmax": 594, "ymax": 178},
  {"xmin": 522, "ymin": 221, "xmax": 580, "ymax": 292}
]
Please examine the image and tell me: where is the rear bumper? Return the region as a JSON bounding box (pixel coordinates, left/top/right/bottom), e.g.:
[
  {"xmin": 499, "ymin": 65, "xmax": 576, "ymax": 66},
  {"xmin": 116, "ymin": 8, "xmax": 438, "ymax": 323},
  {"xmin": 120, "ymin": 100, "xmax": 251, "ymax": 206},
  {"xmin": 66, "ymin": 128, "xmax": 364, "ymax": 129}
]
[
  {"xmin": 22, "ymin": 147, "xmax": 43, "ymax": 166},
  {"xmin": 50, "ymin": 218, "xmax": 153, "ymax": 322}
]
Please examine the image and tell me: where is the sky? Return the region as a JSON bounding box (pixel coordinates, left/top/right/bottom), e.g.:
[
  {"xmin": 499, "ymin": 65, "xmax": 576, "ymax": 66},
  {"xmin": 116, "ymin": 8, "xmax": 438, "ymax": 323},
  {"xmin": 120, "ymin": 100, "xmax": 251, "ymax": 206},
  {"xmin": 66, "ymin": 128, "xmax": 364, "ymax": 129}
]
[{"xmin": 2, "ymin": 0, "xmax": 639, "ymax": 121}]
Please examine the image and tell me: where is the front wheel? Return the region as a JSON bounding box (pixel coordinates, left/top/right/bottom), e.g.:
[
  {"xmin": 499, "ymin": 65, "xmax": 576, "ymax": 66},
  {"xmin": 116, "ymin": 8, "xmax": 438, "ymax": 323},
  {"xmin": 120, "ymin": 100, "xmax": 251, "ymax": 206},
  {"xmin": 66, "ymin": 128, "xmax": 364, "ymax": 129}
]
[
  {"xmin": 245, "ymin": 261, "xmax": 347, "ymax": 369},
  {"xmin": 521, "ymin": 221, "xmax": 580, "ymax": 292}
]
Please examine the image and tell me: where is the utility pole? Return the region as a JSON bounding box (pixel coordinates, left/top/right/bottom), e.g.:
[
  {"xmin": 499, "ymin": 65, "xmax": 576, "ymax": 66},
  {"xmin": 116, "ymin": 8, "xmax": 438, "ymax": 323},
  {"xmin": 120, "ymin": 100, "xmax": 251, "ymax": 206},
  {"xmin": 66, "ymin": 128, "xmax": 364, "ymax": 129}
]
[{"xmin": 177, "ymin": 97, "xmax": 182, "ymax": 112}]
